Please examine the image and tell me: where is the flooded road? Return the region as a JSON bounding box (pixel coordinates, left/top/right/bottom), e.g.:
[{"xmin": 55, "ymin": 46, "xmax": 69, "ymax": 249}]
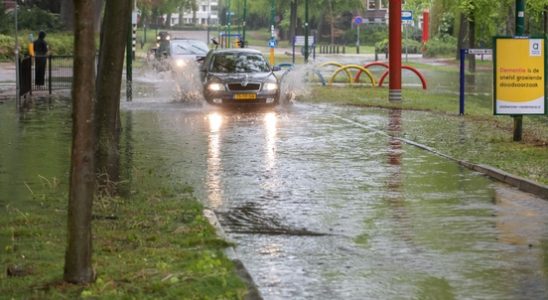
[
  {"xmin": 123, "ymin": 102, "xmax": 548, "ymax": 299},
  {"xmin": 1, "ymin": 92, "xmax": 547, "ymax": 298}
]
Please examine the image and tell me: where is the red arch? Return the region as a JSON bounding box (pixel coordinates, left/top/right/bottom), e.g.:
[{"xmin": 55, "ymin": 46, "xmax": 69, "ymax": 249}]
[
  {"xmin": 354, "ymin": 62, "xmax": 389, "ymax": 83},
  {"xmin": 378, "ymin": 66, "xmax": 427, "ymax": 89}
]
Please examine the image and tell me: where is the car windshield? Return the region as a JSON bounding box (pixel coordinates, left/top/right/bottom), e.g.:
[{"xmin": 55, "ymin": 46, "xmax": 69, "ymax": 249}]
[
  {"xmin": 171, "ymin": 40, "xmax": 209, "ymax": 55},
  {"xmin": 210, "ymin": 53, "xmax": 271, "ymax": 73}
]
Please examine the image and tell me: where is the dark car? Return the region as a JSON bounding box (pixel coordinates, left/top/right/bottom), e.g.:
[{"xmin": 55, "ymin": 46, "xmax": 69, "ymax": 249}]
[{"xmin": 200, "ymin": 48, "xmax": 280, "ymax": 106}]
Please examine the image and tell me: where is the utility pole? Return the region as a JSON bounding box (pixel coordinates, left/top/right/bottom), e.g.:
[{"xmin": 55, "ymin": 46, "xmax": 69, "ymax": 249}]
[
  {"xmin": 304, "ymin": 0, "xmax": 309, "ymax": 63},
  {"xmin": 513, "ymin": 0, "xmax": 525, "ymax": 141},
  {"xmin": 389, "ymin": 0, "xmax": 402, "ymax": 101}
]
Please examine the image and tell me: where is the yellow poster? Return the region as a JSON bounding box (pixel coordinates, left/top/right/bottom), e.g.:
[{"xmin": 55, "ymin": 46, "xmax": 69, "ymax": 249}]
[{"xmin": 495, "ymin": 38, "xmax": 546, "ymax": 115}]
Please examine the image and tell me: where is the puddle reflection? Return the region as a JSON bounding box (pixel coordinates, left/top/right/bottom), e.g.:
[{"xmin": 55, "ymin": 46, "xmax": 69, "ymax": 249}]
[{"xmin": 207, "ymin": 112, "xmax": 223, "ymax": 208}]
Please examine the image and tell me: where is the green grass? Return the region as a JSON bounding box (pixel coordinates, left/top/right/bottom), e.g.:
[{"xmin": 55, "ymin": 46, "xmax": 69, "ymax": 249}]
[
  {"xmin": 301, "ymin": 85, "xmax": 548, "ymax": 185},
  {"xmin": 0, "ymin": 169, "xmax": 248, "ymax": 299}
]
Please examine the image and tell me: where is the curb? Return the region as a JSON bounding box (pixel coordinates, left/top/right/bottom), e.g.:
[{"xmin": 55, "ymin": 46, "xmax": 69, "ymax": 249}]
[{"xmin": 203, "ymin": 209, "xmax": 263, "ymax": 300}]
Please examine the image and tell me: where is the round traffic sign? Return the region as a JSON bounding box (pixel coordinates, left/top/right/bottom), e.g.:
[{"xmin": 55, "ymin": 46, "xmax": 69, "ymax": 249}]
[{"xmin": 354, "ymin": 16, "xmax": 363, "ymax": 25}]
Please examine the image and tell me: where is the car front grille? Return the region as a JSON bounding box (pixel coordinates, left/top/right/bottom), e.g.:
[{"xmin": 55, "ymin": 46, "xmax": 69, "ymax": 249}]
[{"xmin": 228, "ymin": 83, "xmax": 261, "ymax": 91}]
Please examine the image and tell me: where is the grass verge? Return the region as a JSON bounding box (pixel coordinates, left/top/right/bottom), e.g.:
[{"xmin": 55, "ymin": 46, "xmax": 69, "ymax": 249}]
[
  {"xmin": 0, "ymin": 169, "xmax": 248, "ymax": 299},
  {"xmin": 300, "ymin": 85, "xmax": 548, "ymax": 186}
]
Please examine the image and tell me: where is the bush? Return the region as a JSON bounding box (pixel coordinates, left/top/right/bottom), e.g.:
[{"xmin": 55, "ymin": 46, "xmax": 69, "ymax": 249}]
[
  {"xmin": 46, "ymin": 33, "xmax": 74, "ymax": 56},
  {"xmin": 374, "ymin": 38, "xmax": 423, "ymax": 54},
  {"xmin": 0, "ymin": 34, "xmax": 15, "ymax": 60},
  {"xmin": 423, "ymin": 36, "xmax": 457, "ymax": 58},
  {"xmin": 343, "ymin": 24, "xmax": 388, "ymax": 46}
]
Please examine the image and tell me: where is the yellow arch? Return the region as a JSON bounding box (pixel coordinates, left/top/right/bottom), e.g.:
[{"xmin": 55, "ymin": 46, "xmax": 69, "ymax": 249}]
[
  {"xmin": 328, "ymin": 65, "xmax": 377, "ymax": 87},
  {"xmin": 318, "ymin": 61, "xmax": 352, "ymax": 84}
]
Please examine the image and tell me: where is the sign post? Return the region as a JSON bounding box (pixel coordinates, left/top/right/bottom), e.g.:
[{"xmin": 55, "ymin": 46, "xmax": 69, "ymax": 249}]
[
  {"xmin": 353, "ymin": 16, "xmax": 362, "ymax": 54},
  {"xmin": 402, "ymin": 11, "xmax": 413, "ymax": 63},
  {"xmin": 494, "ymin": 37, "xmax": 546, "ymax": 116},
  {"xmin": 389, "ymin": 0, "xmax": 402, "ymax": 101}
]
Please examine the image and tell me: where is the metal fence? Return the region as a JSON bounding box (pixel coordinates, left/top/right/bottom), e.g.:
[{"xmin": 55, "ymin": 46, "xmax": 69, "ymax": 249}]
[{"xmin": 19, "ymin": 55, "xmax": 74, "ymax": 97}]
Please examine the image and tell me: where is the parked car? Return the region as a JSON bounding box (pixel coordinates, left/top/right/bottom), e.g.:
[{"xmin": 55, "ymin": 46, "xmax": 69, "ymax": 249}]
[{"xmin": 200, "ymin": 48, "xmax": 281, "ymax": 106}]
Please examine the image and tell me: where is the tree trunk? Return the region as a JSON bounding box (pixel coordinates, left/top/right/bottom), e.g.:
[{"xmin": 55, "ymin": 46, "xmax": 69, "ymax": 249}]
[
  {"xmin": 289, "ymin": 0, "xmax": 297, "ymax": 43},
  {"xmin": 468, "ymin": 10, "xmax": 476, "ymax": 74},
  {"xmin": 545, "ymin": 6, "xmax": 548, "ymax": 36},
  {"xmin": 456, "ymin": 13, "xmax": 467, "ymax": 60},
  {"xmin": 61, "ymin": 0, "xmax": 74, "ymax": 30},
  {"xmin": 64, "ymin": 0, "xmax": 96, "ymax": 284},
  {"xmin": 179, "ymin": 6, "xmax": 184, "ymax": 26},
  {"xmin": 506, "ymin": 5, "xmax": 515, "ymax": 35},
  {"xmin": 95, "ymin": 0, "xmax": 131, "ymax": 196},
  {"xmin": 166, "ymin": 12, "xmax": 172, "ymax": 27},
  {"xmin": 328, "ymin": 0, "xmax": 335, "ymax": 44}
]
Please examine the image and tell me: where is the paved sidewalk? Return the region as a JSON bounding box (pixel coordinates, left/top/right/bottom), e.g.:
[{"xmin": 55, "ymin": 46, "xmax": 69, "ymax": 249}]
[{"xmin": 0, "ymin": 62, "xmax": 16, "ymax": 99}]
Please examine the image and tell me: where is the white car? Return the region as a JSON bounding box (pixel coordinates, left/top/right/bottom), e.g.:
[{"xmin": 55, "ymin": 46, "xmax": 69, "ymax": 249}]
[{"xmin": 169, "ymin": 39, "xmax": 209, "ymax": 70}]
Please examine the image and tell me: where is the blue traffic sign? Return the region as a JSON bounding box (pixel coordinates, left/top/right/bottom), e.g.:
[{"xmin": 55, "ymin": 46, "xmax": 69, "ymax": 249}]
[
  {"xmin": 401, "ymin": 10, "xmax": 413, "ymax": 21},
  {"xmin": 353, "ymin": 16, "xmax": 363, "ymax": 25},
  {"xmin": 268, "ymin": 38, "xmax": 277, "ymax": 48}
]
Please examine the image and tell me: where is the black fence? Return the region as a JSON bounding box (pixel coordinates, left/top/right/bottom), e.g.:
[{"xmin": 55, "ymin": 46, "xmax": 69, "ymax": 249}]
[{"xmin": 19, "ymin": 55, "xmax": 74, "ymax": 97}]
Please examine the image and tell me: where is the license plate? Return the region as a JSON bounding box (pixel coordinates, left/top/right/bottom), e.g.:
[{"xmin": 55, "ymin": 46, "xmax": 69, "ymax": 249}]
[{"xmin": 234, "ymin": 93, "xmax": 256, "ymax": 100}]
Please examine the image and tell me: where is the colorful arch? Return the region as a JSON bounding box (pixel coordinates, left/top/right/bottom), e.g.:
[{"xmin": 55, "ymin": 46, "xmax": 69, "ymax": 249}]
[
  {"xmin": 378, "ymin": 66, "xmax": 427, "ymax": 89},
  {"xmin": 318, "ymin": 61, "xmax": 352, "ymax": 84},
  {"xmin": 354, "ymin": 62, "xmax": 389, "ymax": 83},
  {"xmin": 328, "ymin": 65, "xmax": 376, "ymax": 87}
]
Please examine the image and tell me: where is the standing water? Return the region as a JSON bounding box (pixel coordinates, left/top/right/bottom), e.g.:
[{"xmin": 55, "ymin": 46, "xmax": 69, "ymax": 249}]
[{"xmin": 1, "ymin": 62, "xmax": 547, "ymax": 299}]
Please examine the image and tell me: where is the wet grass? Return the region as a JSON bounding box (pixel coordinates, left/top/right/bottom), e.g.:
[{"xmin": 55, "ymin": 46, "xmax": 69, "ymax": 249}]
[
  {"xmin": 301, "ymin": 86, "xmax": 548, "ymax": 185},
  {"xmin": 0, "ymin": 169, "xmax": 248, "ymax": 299}
]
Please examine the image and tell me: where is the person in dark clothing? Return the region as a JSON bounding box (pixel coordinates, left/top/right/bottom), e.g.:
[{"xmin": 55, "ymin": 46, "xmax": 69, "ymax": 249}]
[{"xmin": 33, "ymin": 31, "xmax": 48, "ymax": 86}]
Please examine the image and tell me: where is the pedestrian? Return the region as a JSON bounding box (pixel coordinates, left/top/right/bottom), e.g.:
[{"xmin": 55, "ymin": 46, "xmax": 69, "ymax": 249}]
[{"xmin": 33, "ymin": 31, "xmax": 48, "ymax": 86}]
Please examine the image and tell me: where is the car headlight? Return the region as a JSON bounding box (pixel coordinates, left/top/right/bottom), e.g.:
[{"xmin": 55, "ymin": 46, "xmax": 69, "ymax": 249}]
[
  {"xmin": 175, "ymin": 59, "xmax": 185, "ymax": 67},
  {"xmin": 263, "ymin": 82, "xmax": 278, "ymax": 91},
  {"xmin": 207, "ymin": 83, "xmax": 224, "ymax": 92}
]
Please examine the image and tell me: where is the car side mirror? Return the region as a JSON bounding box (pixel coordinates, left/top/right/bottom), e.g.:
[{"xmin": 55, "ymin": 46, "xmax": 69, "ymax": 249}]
[{"xmin": 272, "ymin": 66, "xmax": 281, "ymax": 72}]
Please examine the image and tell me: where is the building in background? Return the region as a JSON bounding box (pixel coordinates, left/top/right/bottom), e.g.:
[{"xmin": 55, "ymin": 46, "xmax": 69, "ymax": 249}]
[
  {"xmin": 364, "ymin": 0, "xmax": 388, "ymax": 24},
  {"xmin": 164, "ymin": 1, "xmax": 219, "ymax": 27}
]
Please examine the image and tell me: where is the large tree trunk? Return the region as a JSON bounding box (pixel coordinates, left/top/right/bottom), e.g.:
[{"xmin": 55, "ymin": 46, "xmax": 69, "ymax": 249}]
[
  {"xmin": 64, "ymin": 0, "xmax": 96, "ymax": 284},
  {"xmin": 95, "ymin": 0, "xmax": 131, "ymax": 196},
  {"xmin": 289, "ymin": 0, "xmax": 297, "ymax": 43},
  {"xmin": 506, "ymin": 5, "xmax": 515, "ymax": 35}
]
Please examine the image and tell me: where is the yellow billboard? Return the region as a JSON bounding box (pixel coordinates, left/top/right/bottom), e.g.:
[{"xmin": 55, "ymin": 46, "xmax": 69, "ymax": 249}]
[{"xmin": 494, "ymin": 37, "xmax": 546, "ymax": 115}]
